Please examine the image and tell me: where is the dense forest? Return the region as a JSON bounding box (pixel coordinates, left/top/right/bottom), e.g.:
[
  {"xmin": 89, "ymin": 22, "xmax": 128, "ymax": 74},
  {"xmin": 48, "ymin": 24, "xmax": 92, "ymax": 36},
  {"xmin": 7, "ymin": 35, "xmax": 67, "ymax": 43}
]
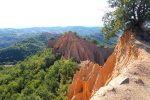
[
  {"xmin": 0, "ymin": 49, "xmax": 79, "ymax": 100},
  {"xmin": 0, "ymin": 33, "xmax": 60, "ymax": 65},
  {"xmin": 0, "ymin": 36, "xmax": 46, "ymax": 65}
]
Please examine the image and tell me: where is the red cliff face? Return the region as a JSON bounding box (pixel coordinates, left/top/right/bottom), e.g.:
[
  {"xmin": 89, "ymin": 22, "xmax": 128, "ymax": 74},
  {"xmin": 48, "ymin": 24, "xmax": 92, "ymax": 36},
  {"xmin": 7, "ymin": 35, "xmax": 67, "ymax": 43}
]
[
  {"xmin": 91, "ymin": 32, "xmax": 150, "ymax": 100},
  {"xmin": 68, "ymin": 31, "xmax": 150, "ymax": 100},
  {"xmin": 68, "ymin": 52, "xmax": 116, "ymax": 100},
  {"xmin": 52, "ymin": 31, "xmax": 113, "ymax": 65},
  {"xmin": 68, "ymin": 60, "xmax": 101, "ymax": 100}
]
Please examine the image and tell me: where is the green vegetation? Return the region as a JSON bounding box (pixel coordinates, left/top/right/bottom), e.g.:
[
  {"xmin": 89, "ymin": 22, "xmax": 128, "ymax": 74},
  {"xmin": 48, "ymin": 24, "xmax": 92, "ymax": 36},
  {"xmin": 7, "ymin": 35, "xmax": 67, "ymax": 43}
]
[
  {"xmin": 0, "ymin": 49, "xmax": 79, "ymax": 100},
  {"xmin": 0, "ymin": 29, "xmax": 41, "ymax": 48},
  {"xmin": 0, "ymin": 27, "xmax": 100, "ymax": 48},
  {"xmin": 102, "ymin": 0, "xmax": 150, "ymax": 39},
  {"xmin": 0, "ymin": 34, "xmax": 49, "ymax": 65},
  {"xmin": 91, "ymin": 39, "xmax": 98, "ymax": 45},
  {"xmin": 82, "ymin": 33, "xmax": 117, "ymax": 48}
]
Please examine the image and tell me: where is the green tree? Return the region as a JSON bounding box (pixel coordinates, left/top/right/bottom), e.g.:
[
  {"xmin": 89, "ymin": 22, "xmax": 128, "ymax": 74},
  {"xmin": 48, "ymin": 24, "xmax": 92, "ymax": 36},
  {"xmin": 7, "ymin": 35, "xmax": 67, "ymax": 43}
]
[
  {"xmin": 91, "ymin": 39, "xmax": 98, "ymax": 45},
  {"xmin": 102, "ymin": 0, "xmax": 150, "ymax": 39}
]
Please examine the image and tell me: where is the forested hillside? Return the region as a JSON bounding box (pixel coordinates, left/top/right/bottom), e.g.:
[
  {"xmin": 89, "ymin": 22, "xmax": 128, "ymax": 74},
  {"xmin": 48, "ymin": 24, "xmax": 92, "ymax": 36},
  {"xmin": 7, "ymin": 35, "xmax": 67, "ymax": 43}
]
[
  {"xmin": 0, "ymin": 34, "xmax": 49, "ymax": 65},
  {"xmin": 0, "ymin": 49, "xmax": 79, "ymax": 99}
]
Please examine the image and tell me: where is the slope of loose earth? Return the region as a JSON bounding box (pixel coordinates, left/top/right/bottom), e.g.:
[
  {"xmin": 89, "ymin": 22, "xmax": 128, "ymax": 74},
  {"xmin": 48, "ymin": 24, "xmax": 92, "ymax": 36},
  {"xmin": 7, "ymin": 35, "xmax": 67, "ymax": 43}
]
[
  {"xmin": 51, "ymin": 31, "xmax": 113, "ymax": 65},
  {"xmin": 91, "ymin": 31, "xmax": 150, "ymax": 100},
  {"xmin": 68, "ymin": 31, "xmax": 150, "ymax": 100}
]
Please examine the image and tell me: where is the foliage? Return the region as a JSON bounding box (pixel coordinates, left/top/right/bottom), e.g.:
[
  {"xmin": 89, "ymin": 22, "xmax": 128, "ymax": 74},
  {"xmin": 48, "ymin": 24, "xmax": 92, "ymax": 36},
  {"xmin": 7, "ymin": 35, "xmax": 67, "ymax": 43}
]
[
  {"xmin": 0, "ymin": 29, "xmax": 40, "ymax": 48},
  {"xmin": 82, "ymin": 32, "xmax": 117, "ymax": 48},
  {"xmin": 0, "ymin": 49, "xmax": 79, "ymax": 100},
  {"xmin": 91, "ymin": 39, "xmax": 98, "ymax": 45},
  {"xmin": 0, "ymin": 35, "xmax": 47, "ymax": 65},
  {"xmin": 102, "ymin": 0, "xmax": 150, "ymax": 39}
]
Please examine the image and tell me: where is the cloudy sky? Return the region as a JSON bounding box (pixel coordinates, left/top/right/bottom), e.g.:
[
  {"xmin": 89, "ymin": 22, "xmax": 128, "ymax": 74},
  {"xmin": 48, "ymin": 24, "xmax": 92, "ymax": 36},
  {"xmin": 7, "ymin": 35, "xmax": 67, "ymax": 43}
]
[{"xmin": 0, "ymin": 0, "xmax": 109, "ymax": 28}]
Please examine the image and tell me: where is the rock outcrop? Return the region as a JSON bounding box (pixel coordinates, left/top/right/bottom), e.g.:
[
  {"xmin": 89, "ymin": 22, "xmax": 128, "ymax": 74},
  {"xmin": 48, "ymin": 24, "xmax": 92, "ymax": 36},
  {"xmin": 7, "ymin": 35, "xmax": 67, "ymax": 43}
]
[
  {"xmin": 68, "ymin": 60, "xmax": 101, "ymax": 100},
  {"xmin": 51, "ymin": 31, "xmax": 113, "ymax": 65},
  {"xmin": 68, "ymin": 52, "xmax": 116, "ymax": 100},
  {"xmin": 68, "ymin": 31, "xmax": 150, "ymax": 100}
]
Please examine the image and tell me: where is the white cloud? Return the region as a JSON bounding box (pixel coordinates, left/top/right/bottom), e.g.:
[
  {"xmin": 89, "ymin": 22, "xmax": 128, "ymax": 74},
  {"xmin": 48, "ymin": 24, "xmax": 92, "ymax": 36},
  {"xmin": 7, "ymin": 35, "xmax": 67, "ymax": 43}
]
[{"xmin": 0, "ymin": 0, "xmax": 108, "ymax": 28}]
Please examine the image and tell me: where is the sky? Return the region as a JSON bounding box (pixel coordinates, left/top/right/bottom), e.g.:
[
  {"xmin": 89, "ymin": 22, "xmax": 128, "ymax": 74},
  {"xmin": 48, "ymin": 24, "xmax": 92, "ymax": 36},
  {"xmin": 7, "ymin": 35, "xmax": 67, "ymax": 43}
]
[{"xmin": 0, "ymin": 0, "xmax": 109, "ymax": 28}]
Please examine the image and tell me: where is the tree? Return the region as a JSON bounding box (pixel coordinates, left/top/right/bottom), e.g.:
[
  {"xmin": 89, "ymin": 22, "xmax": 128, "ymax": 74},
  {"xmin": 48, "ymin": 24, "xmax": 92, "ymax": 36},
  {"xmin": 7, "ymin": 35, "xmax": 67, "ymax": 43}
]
[
  {"xmin": 102, "ymin": 0, "xmax": 150, "ymax": 39},
  {"xmin": 91, "ymin": 39, "xmax": 98, "ymax": 45}
]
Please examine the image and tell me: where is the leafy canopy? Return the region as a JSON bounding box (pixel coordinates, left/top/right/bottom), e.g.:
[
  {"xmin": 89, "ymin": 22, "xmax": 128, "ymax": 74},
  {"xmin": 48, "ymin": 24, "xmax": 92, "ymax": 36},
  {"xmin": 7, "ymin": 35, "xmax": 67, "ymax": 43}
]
[
  {"xmin": 0, "ymin": 49, "xmax": 79, "ymax": 100},
  {"xmin": 102, "ymin": 0, "xmax": 150, "ymax": 39}
]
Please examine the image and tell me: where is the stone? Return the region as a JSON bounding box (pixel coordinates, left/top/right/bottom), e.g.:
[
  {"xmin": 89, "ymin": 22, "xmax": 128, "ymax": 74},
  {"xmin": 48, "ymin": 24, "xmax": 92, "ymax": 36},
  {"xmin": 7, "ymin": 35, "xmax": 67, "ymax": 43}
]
[
  {"xmin": 118, "ymin": 77, "xmax": 129, "ymax": 85},
  {"xmin": 68, "ymin": 32, "xmax": 134, "ymax": 100},
  {"xmin": 68, "ymin": 51, "xmax": 116, "ymax": 100},
  {"xmin": 135, "ymin": 78, "xmax": 144, "ymax": 85},
  {"xmin": 52, "ymin": 31, "xmax": 113, "ymax": 65}
]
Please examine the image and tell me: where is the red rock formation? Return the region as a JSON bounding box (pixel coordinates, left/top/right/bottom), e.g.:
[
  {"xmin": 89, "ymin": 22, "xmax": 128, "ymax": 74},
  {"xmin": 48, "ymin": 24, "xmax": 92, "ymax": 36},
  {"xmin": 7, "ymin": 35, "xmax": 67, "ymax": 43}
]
[
  {"xmin": 68, "ymin": 52, "xmax": 116, "ymax": 100},
  {"xmin": 68, "ymin": 61, "xmax": 101, "ymax": 100},
  {"xmin": 91, "ymin": 31, "xmax": 150, "ymax": 100},
  {"xmin": 68, "ymin": 31, "xmax": 149, "ymax": 100},
  {"xmin": 52, "ymin": 31, "xmax": 113, "ymax": 65}
]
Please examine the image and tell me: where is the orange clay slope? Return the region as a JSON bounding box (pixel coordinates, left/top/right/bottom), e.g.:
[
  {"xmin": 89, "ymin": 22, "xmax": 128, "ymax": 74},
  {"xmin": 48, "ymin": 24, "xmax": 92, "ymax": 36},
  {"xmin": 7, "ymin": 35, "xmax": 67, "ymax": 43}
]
[{"xmin": 68, "ymin": 31, "xmax": 150, "ymax": 100}]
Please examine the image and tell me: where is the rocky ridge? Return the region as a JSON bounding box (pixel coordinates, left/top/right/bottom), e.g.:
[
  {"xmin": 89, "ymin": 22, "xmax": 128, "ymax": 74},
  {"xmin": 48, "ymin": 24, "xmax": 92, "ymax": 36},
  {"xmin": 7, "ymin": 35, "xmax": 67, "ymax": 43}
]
[
  {"xmin": 49, "ymin": 31, "xmax": 113, "ymax": 65},
  {"xmin": 68, "ymin": 31, "xmax": 150, "ymax": 100}
]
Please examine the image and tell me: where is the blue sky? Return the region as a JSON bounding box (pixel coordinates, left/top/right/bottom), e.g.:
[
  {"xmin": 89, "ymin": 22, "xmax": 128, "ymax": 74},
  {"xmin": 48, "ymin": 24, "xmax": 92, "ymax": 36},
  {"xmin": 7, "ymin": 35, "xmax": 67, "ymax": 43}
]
[{"xmin": 0, "ymin": 0, "xmax": 109, "ymax": 28}]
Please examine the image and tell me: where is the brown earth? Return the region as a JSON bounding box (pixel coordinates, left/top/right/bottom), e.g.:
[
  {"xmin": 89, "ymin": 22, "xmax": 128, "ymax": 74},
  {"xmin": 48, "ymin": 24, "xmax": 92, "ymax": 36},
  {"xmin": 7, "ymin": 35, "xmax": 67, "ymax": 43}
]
[
  {"xmin": 49, "ymin": 31, "xmax": 113, "ymax": 65},
  {"xmin": 68, "ymin": 31, "xmax": 150, "ymax": 100}
]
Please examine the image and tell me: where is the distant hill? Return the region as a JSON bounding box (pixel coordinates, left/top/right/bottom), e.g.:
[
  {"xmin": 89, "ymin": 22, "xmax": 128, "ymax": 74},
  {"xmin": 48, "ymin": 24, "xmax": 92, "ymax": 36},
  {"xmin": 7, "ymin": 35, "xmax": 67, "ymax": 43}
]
[
  {"xmin": 81, "ymin": 32, "xmax": 117, "ymax": 48},
  {"xmin": 0, "ymin": 26, "xmax": 101, "ymax": 48},
  {"xmin": 0, "ymin": 33, "xmax": 60, "ymax": 65},
  {"xmin": 0, "ymin": 26, "xmax": 101, "ymax": 35}
]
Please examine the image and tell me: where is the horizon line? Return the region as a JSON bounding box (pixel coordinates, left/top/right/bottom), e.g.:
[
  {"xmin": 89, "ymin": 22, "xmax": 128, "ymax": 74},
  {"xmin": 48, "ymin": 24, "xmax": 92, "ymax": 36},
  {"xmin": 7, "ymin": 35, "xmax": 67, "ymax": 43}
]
[{"xmin": 0, "ymin": 25, "xmax": 103, "ymax": 29}]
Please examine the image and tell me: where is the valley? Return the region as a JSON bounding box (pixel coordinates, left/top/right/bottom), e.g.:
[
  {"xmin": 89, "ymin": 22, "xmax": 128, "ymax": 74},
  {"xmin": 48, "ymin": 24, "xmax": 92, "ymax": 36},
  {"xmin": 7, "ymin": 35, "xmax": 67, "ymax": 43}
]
[
  {"xmin": 0, "ymin": 27, "xmax": 116, "ymax": 65},
  {"xmin": 0, "ymin": 0, "xmax": 150, "ymax": 99},
  {"xmin": 0, "ymin": 27, "xmax": 150, "ymax": 100},
  {"xmin": 0, "ymin": 29, "xmax": 115, "ymax": 99}
]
